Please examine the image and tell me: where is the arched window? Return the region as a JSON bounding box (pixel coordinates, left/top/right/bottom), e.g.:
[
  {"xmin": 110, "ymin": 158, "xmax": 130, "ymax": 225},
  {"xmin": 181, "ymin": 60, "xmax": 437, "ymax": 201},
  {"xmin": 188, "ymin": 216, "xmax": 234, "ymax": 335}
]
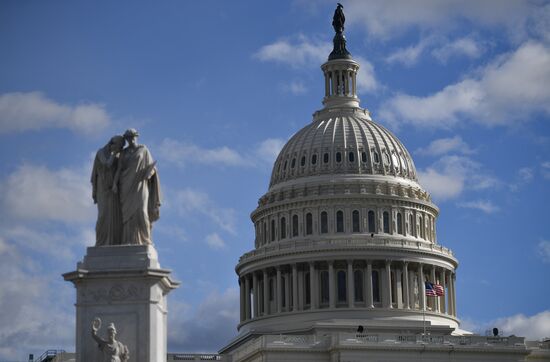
[
  {"xmin": 419, "ymin": 215, "xmax": 424, "ymax": 239},
  {"xmin": 336, "ymin": 152, "xmax": 342, "ymax": 163},
  {"xmin": 409, "ymin": 214, "xmax": 414, "ymax": 236},
  {"xmin": 368, "ymin": 210, "xmax": 376, "ymax": 233},
  {"xmin": 397, "ymin": 212, "xmax": 403, "ymax": 235},
  {"xmin": 280, "ymin": 217, "xmax": 286, "ymax": 239},
  {"xmin": 283, "ymin": 160, "xmax": 288, "ymax": 170},
  {"xmin": 271, "ymin": 219, "xmax": 276, "ymax": 241},
  {"xmin": 352, "ymin": 210, "xmax": 360, "ymax": 233},
  {"xmin": 361, "ymin": 151, "xmax": 367, "ymax": 163},
  {"xmin": 383, "ymin": 211, "xmax": 390, "ymax": 233},
  {"xmin": 323, "ymin": 152, "xmax": 330, "ymax": 163},
  {"xmin": 300, "ymin": 156, "xmax": 306, "ymax": 167},
  {"xmin": 320, "ymin": 270, "xmax": 329, "ymax": 304},
  {"xmin": 263, "ymin": 222, "xmax": 267, "ymax": 243},
  {"xmin": 292, "ymin": 215, "xmax": 299, "ymax": 237},
  {"xmin": 348, "ymin": 151, "xmax": 355, "ymax": 162},
  {"xmin": 311, "ymin": 154, "xmax": 317, "ymax": 165},
  {"xmin": 337, "ymin": 270, "xmax": 347, "ymax": 302},
  {"xmin": 291, "ymin": 158, "xmax": 296, "ymax": 168},
  {"xmin": 354, "ymin": 270, "xmax": 364, "ymax": 302},
  {"xmin": 321, "ymin": 211, "xmax": 328, "ymax": 234},
  {"xmin": 306, "ymin": 213, "xmax": 313, "ymax": 235},
  {"xmin": 372, "ymin": 270, "xmax": 380, "ymax": 303},
  {"xmin": 336, "ymin": 210, "xmax": 344, "ymax": 233},
  {"xmin": 373, "ymin": 151, "xmax": 380, "ymax": 164},
  {"xmin": 305, "ymin": 272, "xmax": 311, "ymax": 305}
]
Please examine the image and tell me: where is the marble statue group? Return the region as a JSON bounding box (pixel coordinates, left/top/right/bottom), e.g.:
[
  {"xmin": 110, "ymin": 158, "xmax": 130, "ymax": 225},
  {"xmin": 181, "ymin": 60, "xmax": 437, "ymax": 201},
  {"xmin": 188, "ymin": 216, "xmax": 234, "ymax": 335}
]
[{"xmin": 91, "ymin": 128, "xmax": 161, "ymax": 246}]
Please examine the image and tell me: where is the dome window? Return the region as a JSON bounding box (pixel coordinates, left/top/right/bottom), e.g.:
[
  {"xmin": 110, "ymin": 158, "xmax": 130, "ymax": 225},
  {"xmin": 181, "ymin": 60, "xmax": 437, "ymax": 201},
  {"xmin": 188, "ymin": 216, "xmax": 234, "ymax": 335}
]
[
  {"xmin": 336, "ymin": 210, "xmax": 344, "ymax": 232},
  {"xmin": 337, "ymin": 270, "xmax": 347, "ymax": 302},
  {"xmin": 306, "ymin": 213, "xmax": 313, "ymax": 235},
  {"xmin": 283, "ymin": 160, "xmax": 288, "ymax": 170},
  {"xmin": 280, "ymin": 217, "xmax": 287, "ymax": 239},
  {"xmin": 300, "ymin": 156, "xmax": 306, "ymax": 167},
  {"xmin": 373, "ymin": 151, "xmax": 380, "ymax": 164},
  {"xmin": 320, "ymin": 211, "xmax": 328, "ymax": 234},
  {"xmin": 348, "ymin": 152, "xmax": 355, "ymax": 162},
  {"xmin": 352, "ymin": 210, "xmax": 360, "ymax": 232},
  {"xmin": 291, "ymin": 158, "xmax": 296, "ymax": 168},
  {"xmin": 336, "ymin": 152, "xmax": 342, "ymax": 163},
  {"xmin": 361, "ymin": 152, "xmax": 367, "ymax": 163},
  {"xmin": 292, "ymin": 215, "xmax": 299, "ymax": 237},
  {"xmin": 323, "ymin": 152, "xmax": 330, "ymax": 163},
  {"xmin": 311, "ymin": 154, "xmax": 318, "ymax": 165},
  {"xmin": 383, "ymin": 211, "xmax": 390, "ymax": 233},
  {"xmin": 368, "ymin": 210, "xmax": 376, "ymax": 233},
  {"xmin": 354, "ymin": 270, "xmax": 364, "ymax": 302}
]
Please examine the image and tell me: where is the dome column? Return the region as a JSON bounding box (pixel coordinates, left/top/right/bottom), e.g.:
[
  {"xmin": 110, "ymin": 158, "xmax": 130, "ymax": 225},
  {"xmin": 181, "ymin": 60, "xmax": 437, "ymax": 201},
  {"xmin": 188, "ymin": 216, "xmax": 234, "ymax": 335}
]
[
  {"xmin": 292, "ymin": 264, "xmax": 298, "ymax": 312},
  {"xmin": 276, "ymin": 267, "xmax": 282, "ymax": 313},
  {"xmin": 384, "ymin": 260, "xmax": 393, "ymax": 309},
  {"xmin": 366, "ymin": 261, "xmax": 374, "ymax": 308},
  {"xmin": 245, "ymin": 275, "xmax": 251, "ymax": 320},
  {"xmin": 309, "ymin": 262, "xmax": 317, "ymax": 309},
  {"xmin": 263, "ymin": 269, "xmax": 269, "ymax": 315},
  {"xmin": 403, "ymin": 262, "xmax": 410, "ymax": 309},
  {"xmin": 252, "ymin": 272, "xmax": 259, "ymax": 318},
  {"xmin": 328, "ymin": 261, "xmax": 336, "ymax": 308},
  {"xmin": 239, "ymin": 277, "xmax": 245, "ymax": 322},
  {"xmin": 419, "ymin": 263, "xmax": 426, "ymax": 311},
  {"xmin": 395, "ymin": 267, "xmax": 403, "ymax": 309},
  {"xmin": 440, "ymin": 268, "xmax": 447, "ymax": 314},
  {"xmin": 430, "ymin": 267, "xmax": 439, "ymax": 312},
  {"xmin": 347, "ymin": 260, "xmax": 354, "ymax": 308}
]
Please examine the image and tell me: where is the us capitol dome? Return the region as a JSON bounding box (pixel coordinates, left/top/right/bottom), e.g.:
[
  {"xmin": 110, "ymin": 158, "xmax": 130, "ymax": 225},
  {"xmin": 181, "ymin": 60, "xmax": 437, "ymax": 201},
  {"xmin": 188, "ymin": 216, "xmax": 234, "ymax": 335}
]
[{"xmin": 219, "ymin": 5, "xmax": 539, "ymax": 361}]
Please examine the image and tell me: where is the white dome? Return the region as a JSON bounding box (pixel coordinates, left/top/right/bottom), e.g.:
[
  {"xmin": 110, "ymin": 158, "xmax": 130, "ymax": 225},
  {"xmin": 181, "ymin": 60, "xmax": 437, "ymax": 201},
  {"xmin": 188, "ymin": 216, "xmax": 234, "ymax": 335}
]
[{"xmin": 270, "ymin": 110, "xmax": 417, "ymax": 189}]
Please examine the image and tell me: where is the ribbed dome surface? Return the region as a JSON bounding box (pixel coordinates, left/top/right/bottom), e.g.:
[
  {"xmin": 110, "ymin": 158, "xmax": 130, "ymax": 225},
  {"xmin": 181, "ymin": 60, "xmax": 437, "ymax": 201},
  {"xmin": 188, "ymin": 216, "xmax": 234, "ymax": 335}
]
[{"xmin": 269, "ymin": 113, "xmax": 417, "ymax": 189}]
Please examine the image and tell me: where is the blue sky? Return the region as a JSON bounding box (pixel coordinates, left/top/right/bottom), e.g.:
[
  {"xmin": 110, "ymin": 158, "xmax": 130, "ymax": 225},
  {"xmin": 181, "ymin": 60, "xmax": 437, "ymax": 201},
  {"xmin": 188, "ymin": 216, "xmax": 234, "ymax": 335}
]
[{"xmin": 1, "ymin": 0, "xmax": 550, "ymax": 359}]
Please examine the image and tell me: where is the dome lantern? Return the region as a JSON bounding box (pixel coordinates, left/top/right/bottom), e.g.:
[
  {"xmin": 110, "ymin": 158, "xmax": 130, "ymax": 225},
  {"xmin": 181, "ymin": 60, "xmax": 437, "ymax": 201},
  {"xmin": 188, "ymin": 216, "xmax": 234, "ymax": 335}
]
[{"xmin": 322, "ymin": 4, "xmax": 360, "ymax": 109}]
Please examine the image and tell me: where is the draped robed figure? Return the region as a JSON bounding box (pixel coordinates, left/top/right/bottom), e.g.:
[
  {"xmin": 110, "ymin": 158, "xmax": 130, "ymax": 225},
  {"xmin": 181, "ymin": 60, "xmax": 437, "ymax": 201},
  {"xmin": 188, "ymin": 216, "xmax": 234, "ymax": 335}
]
[
  {"xmin": 114, "ymin": 129, "xmax": 161, "ymax": 245},
  {"xmin": 91, "ymin": 135, "xmax": 124, "ymax": 246}
]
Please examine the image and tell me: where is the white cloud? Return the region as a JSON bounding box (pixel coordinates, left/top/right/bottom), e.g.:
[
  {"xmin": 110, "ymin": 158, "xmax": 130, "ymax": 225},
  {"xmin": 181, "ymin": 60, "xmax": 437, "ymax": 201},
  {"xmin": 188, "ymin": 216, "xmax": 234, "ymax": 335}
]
[
  {"xmin": 458, "ymin": 200, "xmax": 500, "ymax": 214},
  {"xmin": 284, "ymin": 80, "xmax": 308, "ymax": 95},
  {"xmin": 537, "ymin": 240, "xmax": 550, "ymax": 263},
  {"xmin": 355, "ymin": 56, "xmax": 379, "ymax": 93},
  {"xmin": 418, "ymin": 155, "xmax": 497, "ymax": 201},
  {"xmin": 254, "ymin": 35, "xmax": 331, "ymax": 68},
  {"xmin": 1, "ymin": 163, "xmax": 94, "ymax": 224},
  {"xmin": 542, "ymin": 162, "xmax": 550, "ymax": 179},
  {"xmin": 381, "ymin": 42, "xmax": 550, "ymax": 128},
  {"xmin": 386, "ymin": 37, "xmax": 434, "ymax": 66},
  {"xmin": 256, "ymin": 138, "xmax": 285, "ymax": 165},
  {"xmin": 205, "ymin": 232, "xmax": 226, "ymax": 250},
  {"xmin": 158, "ymin": 138, "xmax": 250, "ymax": 169},
  {"xmin": 518, "ymin": 167, "xmax": 534, "ymax": 182},
  {"xmin": 0, "ymin": 241, "xmax": 74, "ymax": 360},
  {"xmin": 432, "ymin": 37, "xmax": 484, "ymax": 63},
  {"xmin": 416, "ymin": 136, "xmax": 473, "ymax": 156},
  {"xmin": 492, "ymin": 311, "xmax": 550, "ymax": 340},
  {"xmin": 0, "ymin": 91, "xmax": 110, "ymax": 135},
  {"xmin": 175, "ymin": 188, "xmax": 237, "ymax": 235},
  {"xmin": 168, "ymin": 287, "xmax": 239, "ymax": 352},
  {"xmin": 344, "ymin": 0, "xmax": 536, "ymax": 40}
]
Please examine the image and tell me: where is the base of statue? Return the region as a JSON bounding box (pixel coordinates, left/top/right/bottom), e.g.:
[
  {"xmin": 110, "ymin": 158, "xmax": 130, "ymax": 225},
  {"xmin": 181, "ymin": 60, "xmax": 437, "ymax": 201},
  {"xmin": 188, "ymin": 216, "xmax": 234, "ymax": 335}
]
[{"xmin": 63, "ymin": 244, "xmax": 179, "ymax": 362}]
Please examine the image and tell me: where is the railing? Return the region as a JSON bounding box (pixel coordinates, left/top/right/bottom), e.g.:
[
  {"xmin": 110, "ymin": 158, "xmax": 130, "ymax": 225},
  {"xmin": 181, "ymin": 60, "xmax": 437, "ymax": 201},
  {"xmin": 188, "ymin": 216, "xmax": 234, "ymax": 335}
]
[
  {"xmin": 34, "ymin": 350, "xmax": 66, "ymax": 362},
  {"xmin": 239, "ymin": 237, "xmax": 454, "ymax": 263},
  {"xmin": 168, "ymin": 354, "xmax": 221, "ymax": 361}
]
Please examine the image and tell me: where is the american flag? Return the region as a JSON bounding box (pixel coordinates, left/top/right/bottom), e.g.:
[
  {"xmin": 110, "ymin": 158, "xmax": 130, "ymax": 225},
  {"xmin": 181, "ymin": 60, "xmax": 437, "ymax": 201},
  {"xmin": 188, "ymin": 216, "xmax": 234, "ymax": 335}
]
[
  {"xmin": 433, "ymin": 283, "xmax": 445, "ymax": 296},
  {"xmin": 425, "ymin": 282, "xmax": 437, "ymax": 296}
]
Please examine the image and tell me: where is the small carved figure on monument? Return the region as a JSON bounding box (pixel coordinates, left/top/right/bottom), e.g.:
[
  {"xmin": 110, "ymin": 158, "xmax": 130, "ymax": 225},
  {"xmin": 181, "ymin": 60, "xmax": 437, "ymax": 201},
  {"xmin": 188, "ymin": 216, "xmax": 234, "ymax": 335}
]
[
  {"xmin": 91, "ymin": 135, "xmax": 125, "ymax": 246},
  {"xmin": 113, "ymin": 128, "xmax": 161, "ymax": 245},
  {"xmin": 91, "ymin": 318, "xmax": 129, "ymax": 362}
]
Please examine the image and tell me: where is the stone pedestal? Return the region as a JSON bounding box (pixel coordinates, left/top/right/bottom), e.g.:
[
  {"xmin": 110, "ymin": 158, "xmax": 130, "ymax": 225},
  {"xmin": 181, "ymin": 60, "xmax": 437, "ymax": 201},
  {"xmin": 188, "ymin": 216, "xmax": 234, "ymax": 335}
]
[{"xmin": 64, "ymin": 245, "xmax": 179, "ymax": 362}]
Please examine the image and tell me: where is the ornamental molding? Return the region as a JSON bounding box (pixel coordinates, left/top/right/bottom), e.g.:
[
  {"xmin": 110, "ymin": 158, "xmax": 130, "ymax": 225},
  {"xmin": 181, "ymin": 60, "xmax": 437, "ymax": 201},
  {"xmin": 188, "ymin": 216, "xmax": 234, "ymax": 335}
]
[{"xmin": 79, "ymin": 283, "xmax": 147, "ymax": 303}]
